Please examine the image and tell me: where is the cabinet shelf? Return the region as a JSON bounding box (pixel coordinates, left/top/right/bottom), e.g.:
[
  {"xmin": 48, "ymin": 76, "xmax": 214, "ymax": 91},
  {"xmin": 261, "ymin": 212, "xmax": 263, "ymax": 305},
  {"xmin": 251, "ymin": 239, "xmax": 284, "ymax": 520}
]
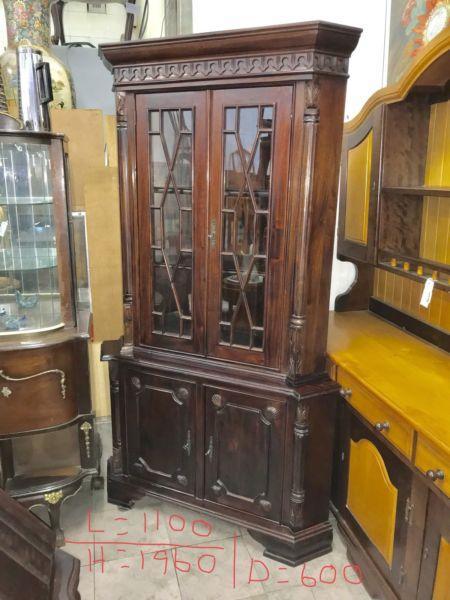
[
  {"xmin": 0, "ymin": 196, "xmax": 54, "ymax": 206},
  {"xmin": 382, "ymin": 186, "xmax": 450, "ymax": 197},
  {"xmin": 378, "ymin": 262, "xmax": 450, "ymax": 291},
  {"xmin": 0, "ymin": 249, "xmax": 58, "ymax": 271}
]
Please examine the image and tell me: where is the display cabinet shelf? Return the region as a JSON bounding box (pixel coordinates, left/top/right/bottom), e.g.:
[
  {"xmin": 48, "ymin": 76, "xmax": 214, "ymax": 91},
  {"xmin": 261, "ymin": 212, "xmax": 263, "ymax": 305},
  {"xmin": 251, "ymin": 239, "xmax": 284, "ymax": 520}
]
[
  {"xmin": 382, "ymin": 186, "xmax": 450, "ymax": 197},
  {"xmin": 377, "ymin": 262, "xmax": 450, "ymax": 292},
  {"xmin": 0, "ymin": 196, "xmax": 54, "ymax": 205},
  {"xmin": 0, "ymin": 250, "xmax": 58, "ymax": 271}
]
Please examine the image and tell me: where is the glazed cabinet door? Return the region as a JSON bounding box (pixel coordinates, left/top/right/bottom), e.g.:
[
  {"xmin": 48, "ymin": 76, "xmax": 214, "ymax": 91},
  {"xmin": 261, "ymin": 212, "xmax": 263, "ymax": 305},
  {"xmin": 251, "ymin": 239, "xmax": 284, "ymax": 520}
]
[
  {"xmin": 417, "ymin": 493, "xmax": 450, "ymax": 600},
  {"xmin": 207, "ymin": 87, "xmax": 292, "ymax": 367},
  {"xmin": 125, "ymin": 368, "xmax": 196, "ymax": 495},
  {"xmin": 204, "ymin": 385, "xmax": 286, "ymax": 520},
  {"xmin": 136, "ymin": 92, "xmax": 207, "ymax": 353}
]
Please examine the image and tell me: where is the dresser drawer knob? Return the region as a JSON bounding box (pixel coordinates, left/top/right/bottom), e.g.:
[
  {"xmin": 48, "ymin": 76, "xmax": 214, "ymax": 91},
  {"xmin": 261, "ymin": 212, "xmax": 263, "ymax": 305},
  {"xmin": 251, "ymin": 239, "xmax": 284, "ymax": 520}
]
[
  {"xmin": 375, "ymin": 421, "xmax": 390, "ymax": 432},
  {"xmin": 426, "ymin": 469, "xmax": 445, "ymax": 482},
  {"xmin": 340, "ymin": 388, "xmax": 352, "ymax": 399}
]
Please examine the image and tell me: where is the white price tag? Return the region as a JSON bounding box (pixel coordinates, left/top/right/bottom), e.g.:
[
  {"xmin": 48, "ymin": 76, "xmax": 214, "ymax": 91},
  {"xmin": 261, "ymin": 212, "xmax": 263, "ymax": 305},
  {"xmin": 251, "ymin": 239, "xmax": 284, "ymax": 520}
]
[
  {"xmin": 0, "ymin": 221, "xmax": 8, "ymax": 237},
  {"xmin": 420, "ymin": 277, "xmax": 434, "ymax": 308}
]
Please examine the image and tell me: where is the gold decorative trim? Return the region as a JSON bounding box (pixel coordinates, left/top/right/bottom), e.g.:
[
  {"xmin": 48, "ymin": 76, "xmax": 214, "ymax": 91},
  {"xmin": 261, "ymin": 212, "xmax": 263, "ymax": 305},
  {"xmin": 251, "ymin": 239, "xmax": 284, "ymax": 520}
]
[
  {"xmin": 0, "ymin": 368, "xmax": 66, "ymax": 400},
  {"xmin": 345, "ymin": 28, "xmax": 450, "ymax": 134},
  {"xmin": 80, "ymin": 421, "xmax": 92, "ymax": 459},
  {"xmin": 44, "ymin": 490, "xmax": 64, "ymax": 505}
]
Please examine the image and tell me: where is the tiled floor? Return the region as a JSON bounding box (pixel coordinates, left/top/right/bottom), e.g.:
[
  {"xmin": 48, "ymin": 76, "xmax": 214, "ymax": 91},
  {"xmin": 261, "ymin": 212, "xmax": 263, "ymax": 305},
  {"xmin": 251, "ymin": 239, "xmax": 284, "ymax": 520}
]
[{"xmin": 55, "ymin": 421, "xmax": 370, "ymax": 600}]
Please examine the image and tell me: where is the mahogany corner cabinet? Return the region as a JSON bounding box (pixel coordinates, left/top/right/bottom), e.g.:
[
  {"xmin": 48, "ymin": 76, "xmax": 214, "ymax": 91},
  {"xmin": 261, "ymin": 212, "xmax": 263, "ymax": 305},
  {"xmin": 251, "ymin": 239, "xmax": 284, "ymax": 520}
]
[{"xmin": 99, "ymin": 21, "xmax": 361, "ymax": 566}]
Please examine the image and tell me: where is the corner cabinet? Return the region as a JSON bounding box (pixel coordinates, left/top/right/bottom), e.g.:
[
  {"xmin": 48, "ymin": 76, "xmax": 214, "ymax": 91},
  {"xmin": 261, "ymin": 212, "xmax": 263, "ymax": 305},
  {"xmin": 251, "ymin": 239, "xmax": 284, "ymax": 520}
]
[{"xmin": 100, "ymin": 21, "xmax": 361, "ymax": 566}]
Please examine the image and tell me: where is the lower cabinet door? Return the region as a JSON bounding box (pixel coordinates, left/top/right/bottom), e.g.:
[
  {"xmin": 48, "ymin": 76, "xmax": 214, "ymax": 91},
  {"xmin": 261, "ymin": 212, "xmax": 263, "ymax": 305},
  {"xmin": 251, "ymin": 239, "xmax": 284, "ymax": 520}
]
[
  {"xmin": 417, "ymin": 493, "xmax": 450, "ymax": 600},
  {"xmin": 204, "ymin": 386, "xmax": 286, "ymax": 520},
  {"xmin": 340, "ymin": 410, "xmax": 413, "ymax": 598},
  {"xmin": 125, "ymin": 368, "xmax": 196, "ymax": 495}
]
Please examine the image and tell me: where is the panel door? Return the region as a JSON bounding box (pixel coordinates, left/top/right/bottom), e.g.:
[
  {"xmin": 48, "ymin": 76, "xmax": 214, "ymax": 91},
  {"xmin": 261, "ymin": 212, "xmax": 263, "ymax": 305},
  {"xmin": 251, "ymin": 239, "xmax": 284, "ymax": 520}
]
[
  {"xmin": 337, "ymin": 107, "xmax": 382, "ymax": 264},
  {"xmin": 136, "ymin": 92, "xmax": 207, "ymax": 353},
  {"xmin": 207, "ymin": 87, "xmax": 293, "ymax": 367},
  {"xmin": 204, "ymin": 385, "xmax": 286, "ymax": 520},
  {"xmin": 339, "ymin": 410, "xmax": 413, "ymax": 598},
  {"xmin": 417, "ymin": 493, "xmax": 450, "ymax": 600},
  {"xmin": 125, "ymin": 368, "xmax": 196, "ymax": 495}
]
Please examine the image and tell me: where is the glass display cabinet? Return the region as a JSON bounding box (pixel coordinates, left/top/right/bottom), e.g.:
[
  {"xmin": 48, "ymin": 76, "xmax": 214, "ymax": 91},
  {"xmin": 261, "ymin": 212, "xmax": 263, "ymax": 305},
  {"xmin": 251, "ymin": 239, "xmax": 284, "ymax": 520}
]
[
  {"xmin": 0, "ymin": 135, "xmax": 68, "ymax": 333},
  {"xmin": 0, "ymin": 125, "xmax": 102, "ymax": 546},
  {"xmin": 100, "ymin": 21, "xmax": 361, "ymax": 566}
]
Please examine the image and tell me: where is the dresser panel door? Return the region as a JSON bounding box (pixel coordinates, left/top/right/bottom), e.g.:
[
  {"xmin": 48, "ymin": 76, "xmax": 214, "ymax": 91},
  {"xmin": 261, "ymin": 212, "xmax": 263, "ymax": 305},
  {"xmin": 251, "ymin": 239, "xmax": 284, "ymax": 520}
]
[
  {"xmin": 417, "ymin": 493, "xmax": 450, "ymax": 600},
  {"xmin": 136, "ymin": 92, "xmax": 207, "ymax": 354},
  {"xmin": 125, "ymin": 368, "xmax": 196, "ymax": 495},
  {"xmin": 340, "ymin": 410, "xmax": 413, "ymax": 598},
  {"xmin": 204, "ymin": 386, "xmax": 286, "ymax": 520},
  {"xmin": 207, "ymin": 86, "xmax": 293, "ymax": 368}
]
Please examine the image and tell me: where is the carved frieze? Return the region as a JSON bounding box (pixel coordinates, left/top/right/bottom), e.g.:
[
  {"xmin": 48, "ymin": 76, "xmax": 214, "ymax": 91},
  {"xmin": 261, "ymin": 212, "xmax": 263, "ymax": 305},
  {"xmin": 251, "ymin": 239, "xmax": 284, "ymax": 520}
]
[{"xmin": 113, "ymin": 52, "xmax": 349, "ymax": 85}]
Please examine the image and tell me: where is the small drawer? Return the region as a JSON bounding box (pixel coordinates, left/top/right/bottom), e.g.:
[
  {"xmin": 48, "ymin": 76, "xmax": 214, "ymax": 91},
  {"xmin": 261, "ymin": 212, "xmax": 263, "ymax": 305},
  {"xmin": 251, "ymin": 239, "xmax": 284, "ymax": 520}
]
[
  {"xmin": 415, "ymin": 435, "xmax": 450, "ymax": 498},
  {"xmin": 337, "ymin": 368, "xmax": 414, "ymax": 459}
]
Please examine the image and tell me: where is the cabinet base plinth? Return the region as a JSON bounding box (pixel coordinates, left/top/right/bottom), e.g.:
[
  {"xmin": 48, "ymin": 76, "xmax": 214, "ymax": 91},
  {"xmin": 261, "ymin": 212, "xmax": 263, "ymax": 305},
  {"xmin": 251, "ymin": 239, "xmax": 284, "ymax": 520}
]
[
  {"xmin": 248, "ymin": 522, "xmax": 333, "ymax": 567},
  {"xmin": 107, "ymin": 460, "xmax": 145, "ymax": 509}
]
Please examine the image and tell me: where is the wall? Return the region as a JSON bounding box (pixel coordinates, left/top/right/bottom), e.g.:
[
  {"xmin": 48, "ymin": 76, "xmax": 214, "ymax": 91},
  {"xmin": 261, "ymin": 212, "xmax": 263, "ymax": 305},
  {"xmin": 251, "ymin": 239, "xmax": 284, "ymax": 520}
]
[
  {"xmin": 192, "ymin": 0, "xmax": 391, "ymax": 307},
  {"xmin": 0, "ymin": 0, "xmax": 166, "ymax": 51}
]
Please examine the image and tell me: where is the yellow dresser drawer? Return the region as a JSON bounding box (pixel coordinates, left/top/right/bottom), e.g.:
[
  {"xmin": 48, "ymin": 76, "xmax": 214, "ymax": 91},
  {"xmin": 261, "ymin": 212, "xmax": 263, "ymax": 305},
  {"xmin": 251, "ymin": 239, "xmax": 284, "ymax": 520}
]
[
  {"xmin": 337, "ymin": 368, "xmax": 414, "ymax": 459},
  {"xmin": 415, "ymin": 435, "xmax": 450, "ymax": 498}
]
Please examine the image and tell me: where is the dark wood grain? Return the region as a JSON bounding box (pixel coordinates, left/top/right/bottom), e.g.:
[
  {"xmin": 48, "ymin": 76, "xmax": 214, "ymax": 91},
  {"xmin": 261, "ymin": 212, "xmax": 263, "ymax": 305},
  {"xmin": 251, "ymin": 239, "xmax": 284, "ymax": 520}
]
[{"xmin": 0, "ymin": 488, "xmax": 80, "ymax": 600}]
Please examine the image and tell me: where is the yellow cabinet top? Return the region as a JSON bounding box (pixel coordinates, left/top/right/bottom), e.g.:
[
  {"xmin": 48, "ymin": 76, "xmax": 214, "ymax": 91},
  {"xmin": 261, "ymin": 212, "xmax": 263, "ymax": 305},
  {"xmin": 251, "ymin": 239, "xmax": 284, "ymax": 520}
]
[{"xmin": 327, "ymin": 311, "xmax": 450, "ymax": 456}]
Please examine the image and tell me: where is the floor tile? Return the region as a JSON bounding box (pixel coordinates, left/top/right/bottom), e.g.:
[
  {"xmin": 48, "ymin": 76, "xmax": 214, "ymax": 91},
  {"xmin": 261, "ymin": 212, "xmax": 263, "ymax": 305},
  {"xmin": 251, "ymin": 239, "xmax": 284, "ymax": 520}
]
[
  {"xmin": 91, "ymin": 498, "xmax": 171, "ymax": 563},
  {"xmin": 161, "ymin": 499, "xmax": 241, "ymax": 546},
  {"xmin": 93, "ymin": 552, "xmax": 181, "ymax": 600},
  {"xmin": 61, "ymin": 480, "xmax": 95, "ymax": 566},
  {"xmin": 78, "ymin": 565, "xmax": 95, "ymax": 600},
  {"xmin": 176, "ymin": 535, "xmax": 265, "ymax": 600}
]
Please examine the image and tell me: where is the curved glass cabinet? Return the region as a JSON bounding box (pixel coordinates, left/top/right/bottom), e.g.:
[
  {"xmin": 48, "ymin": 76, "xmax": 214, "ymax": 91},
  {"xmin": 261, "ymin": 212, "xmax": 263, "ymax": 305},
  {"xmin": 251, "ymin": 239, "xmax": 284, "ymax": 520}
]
[
  {"xmin": 0, "ymin": 126, "xmax": 101, "ymax": 545},
  {"xmin": 0, "ymin": 131, "xmax": 74, "ymax": 334}
]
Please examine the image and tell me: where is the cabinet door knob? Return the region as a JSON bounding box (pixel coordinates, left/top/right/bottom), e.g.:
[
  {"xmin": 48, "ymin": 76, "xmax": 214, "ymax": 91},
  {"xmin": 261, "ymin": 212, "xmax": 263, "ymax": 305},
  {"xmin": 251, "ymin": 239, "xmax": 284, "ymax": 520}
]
[
  {"xmin": 340, "ymin": 387, "xmax": 352, "ymax": 399},
  {"xmin": 426, "ymin": 469, "xmax": 445, "ymax": 481},
  {"xmin": 176, "ymin": 387, "xmax": 190, "ymax": 401},
  {"xmin": 211, "ymin": 393, "xmax": 223, "ymax": 408},
  {"xmin": 375, "ymin": 421, "xmax": 390, "ymax": 432}
]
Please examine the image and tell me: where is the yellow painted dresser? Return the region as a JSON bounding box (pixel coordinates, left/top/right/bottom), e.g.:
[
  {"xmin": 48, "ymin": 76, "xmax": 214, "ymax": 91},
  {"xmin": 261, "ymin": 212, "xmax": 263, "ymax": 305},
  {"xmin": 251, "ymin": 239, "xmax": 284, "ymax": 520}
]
[{"xmin": 328, "ymin": 311, "xmax": 450, "ymax": 600}]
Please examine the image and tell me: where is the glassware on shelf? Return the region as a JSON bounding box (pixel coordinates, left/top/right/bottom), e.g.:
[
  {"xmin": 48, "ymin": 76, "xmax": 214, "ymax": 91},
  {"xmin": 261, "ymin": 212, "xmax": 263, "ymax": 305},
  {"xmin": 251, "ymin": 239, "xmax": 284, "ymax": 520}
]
[{"xmin": 0, "ymin": 137, "xmax": 62, "ymax": 334}]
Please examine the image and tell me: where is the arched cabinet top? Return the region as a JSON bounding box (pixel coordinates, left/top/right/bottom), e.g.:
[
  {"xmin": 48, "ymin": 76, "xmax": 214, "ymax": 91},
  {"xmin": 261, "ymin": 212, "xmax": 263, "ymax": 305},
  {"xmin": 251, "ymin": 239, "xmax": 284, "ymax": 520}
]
[{"xmin": 345, "ymin": 27, "xmax": 450, "ymax": 134}]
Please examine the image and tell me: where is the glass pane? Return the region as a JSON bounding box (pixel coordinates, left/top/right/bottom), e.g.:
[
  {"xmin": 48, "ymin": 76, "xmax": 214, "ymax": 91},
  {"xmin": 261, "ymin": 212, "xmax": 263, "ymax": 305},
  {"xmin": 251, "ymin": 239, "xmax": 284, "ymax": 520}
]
[
  {"xmin": 250, "ymin": 132, "xmax": 272, "ymax": 198},
  {"xmin": 162, "ymin": 110, "xmax": 180, "ymax": 159},
  {"xmin": 219, "ymin": 105, "xmax": 274, "ymax": 351},
  {"xmin": 149, "ymin": 111, "xmax": 159, "ymax": 132},
  {"xmin": 260, "ymin": 106, "xmax": 273, "ymax": 128},
  {"xmin": 162, "ymin": 191, "xmax": 180, "ymax": 267},
  {"xmin": 238, "ymin": 107, "xmax": 259, "ymax": 156},
  {"xmin": 224, "ymin": 133, "xmax": 244, "ymax": 192},
  {"xmin": 0, "ymin": 139, "xmax": 61, "ymax": 333},
  {"xmin": 148, "ymin": 108, "xmax": 193, "ymax": 339},
  {"xmin": 173, "ymin": 134, "xmax": 192, "ymax": 190},
  {"xmin": 225, "ymin": 108, "xmax": 236, "ymax": 130},
  {"xmin": 181, "ymin": 110, "xmax": 192, "ymax": 132},
  {"xmin": 150, "ymin": 135, "xmax": 168, "ymax": 189},
  {"xmin": 180, "ymin": 211, "xmax": 192, "ymax": 249}
]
